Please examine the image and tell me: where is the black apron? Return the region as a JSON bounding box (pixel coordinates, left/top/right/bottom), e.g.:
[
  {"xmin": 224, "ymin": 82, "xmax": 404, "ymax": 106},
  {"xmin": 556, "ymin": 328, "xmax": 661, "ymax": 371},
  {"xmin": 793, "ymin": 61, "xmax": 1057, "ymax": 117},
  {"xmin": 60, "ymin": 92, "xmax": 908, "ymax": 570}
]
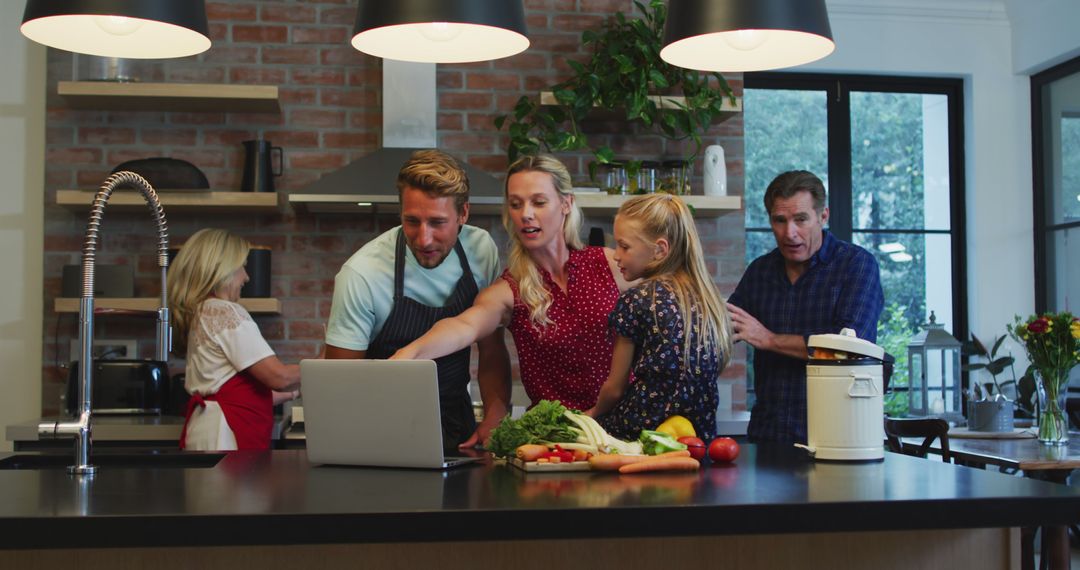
[{"xmin": 367, "ymin": 228, "xmax": 478, "ymax": 448}]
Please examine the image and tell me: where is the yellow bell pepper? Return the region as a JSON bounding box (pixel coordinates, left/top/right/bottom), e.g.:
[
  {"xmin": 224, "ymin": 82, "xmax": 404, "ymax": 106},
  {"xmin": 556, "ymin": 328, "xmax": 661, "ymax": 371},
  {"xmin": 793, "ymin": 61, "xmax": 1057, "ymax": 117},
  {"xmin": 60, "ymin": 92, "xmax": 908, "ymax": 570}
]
[{"xmin": 656, "ymin": 415, "xmax": 696, "ymax": 439}]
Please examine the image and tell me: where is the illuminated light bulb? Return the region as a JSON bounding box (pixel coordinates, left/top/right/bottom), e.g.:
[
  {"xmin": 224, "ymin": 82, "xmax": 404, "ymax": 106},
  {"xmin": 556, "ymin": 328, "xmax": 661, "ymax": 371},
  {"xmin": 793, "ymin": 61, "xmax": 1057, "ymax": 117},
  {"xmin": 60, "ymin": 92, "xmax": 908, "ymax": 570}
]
[
  {"xmin": 723, "ymin": 29, "xmax": 767, "ymax": 51},
  {"xmin": 94, "ymin": 15, "xmax": 144, "ymax": 36},
  {"xmin": 418, "ymin": 22, "xmax": 463, "ymax": 43}
]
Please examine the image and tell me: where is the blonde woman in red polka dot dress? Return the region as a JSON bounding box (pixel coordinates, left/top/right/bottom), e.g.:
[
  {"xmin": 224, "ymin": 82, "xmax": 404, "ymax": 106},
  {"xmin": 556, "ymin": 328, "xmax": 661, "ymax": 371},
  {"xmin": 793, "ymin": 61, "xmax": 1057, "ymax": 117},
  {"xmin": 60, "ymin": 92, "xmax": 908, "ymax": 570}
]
[{"xmin": 393, "ymin": 155, "xmax": 635, "ymax": 421}]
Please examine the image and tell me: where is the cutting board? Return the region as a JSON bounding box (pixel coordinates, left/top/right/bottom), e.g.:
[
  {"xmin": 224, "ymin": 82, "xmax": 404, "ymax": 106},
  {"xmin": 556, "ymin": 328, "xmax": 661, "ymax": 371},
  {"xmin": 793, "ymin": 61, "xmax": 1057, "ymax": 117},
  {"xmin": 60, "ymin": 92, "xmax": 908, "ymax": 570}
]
[{"xmin": 507, "ymin": 457, "xmax": 592, "ymax": 472}]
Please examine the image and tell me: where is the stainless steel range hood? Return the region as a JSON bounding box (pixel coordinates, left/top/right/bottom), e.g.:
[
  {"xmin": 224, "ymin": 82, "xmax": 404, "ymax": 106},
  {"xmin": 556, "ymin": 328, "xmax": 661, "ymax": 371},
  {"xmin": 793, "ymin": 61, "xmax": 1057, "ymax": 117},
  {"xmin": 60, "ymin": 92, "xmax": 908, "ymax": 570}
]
[{"xmin": 289, "ymin": 60, "xmax": 503, "ymax": 214}]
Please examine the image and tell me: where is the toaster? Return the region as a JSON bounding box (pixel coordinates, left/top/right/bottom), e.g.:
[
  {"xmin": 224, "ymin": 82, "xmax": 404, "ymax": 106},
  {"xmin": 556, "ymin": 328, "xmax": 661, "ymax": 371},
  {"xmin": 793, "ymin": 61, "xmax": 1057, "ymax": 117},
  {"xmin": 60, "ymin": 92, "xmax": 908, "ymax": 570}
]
[{"xmin": 66, "ymin": 359, "xmax": 168, "ymax": 415}]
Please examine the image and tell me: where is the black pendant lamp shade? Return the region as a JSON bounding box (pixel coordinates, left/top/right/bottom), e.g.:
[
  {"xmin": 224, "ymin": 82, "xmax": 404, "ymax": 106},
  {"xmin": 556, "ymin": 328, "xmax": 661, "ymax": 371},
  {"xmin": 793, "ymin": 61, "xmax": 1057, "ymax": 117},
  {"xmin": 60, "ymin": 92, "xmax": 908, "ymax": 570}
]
[
  {"xmin": 21, "ymin": 0, "xmax": 211, "ymax": 59},
  {"xmin": 661, "ymin": 0, "xmax": 834, "ymax": 72},
  {"xmin": 352, "ymin": 0, "xmax": 529, "ymax": 63}
]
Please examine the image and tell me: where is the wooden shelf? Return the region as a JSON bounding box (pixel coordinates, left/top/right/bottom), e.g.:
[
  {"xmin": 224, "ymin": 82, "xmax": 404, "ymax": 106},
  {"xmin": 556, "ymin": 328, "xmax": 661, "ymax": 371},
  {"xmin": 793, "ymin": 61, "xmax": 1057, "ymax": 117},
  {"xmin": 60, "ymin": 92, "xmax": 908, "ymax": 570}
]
[
  {"xmin": 57, "ymin": 190, "xmax": 279, "ymax": 213},
  {"xmin": 288, "ymin": 194, "xmax": 504, "ymax": 216},
  {"xmin": 289, "ymin": 192, "xmax": 740, "ymax": 218},
  {"xmin": 572, "ymin": 193, "xmax": 741, "ymax": 216},
  {"xmin": 58, "ymin": 81, "xmax": 280, "ymax": 113},
  {"xmin": 55, "ymin": 298, "xmax": 281, "ymax": 315},
  {"xmin": 540, "ymin": 91, "xmax": 742, "ymax": 114}
]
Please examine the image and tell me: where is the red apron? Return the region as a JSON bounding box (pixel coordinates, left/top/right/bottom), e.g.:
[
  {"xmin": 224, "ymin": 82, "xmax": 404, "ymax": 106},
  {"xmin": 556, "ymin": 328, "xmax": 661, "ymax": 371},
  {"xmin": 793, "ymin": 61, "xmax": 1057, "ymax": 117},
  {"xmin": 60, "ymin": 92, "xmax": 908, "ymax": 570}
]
[{"xmin": 180, "ymin": 370, "xmax": 273, "ymax": 450}]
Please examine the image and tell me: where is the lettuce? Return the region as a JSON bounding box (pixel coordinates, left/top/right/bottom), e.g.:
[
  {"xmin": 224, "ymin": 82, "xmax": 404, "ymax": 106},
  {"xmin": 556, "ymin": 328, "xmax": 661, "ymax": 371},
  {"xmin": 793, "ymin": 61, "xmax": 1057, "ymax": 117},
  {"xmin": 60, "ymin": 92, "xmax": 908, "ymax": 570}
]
[{"xmin": 486, "ymin": 400, "xmax": 581, "ymax": 458}]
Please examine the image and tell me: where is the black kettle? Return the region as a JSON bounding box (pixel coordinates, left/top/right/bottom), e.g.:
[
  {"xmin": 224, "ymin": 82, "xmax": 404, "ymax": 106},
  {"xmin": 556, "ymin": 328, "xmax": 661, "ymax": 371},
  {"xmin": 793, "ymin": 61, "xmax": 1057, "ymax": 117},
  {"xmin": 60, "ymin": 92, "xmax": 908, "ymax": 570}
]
[{"xmin": 241, "ymin": 139, "xmax": 283, "ymax": 193}]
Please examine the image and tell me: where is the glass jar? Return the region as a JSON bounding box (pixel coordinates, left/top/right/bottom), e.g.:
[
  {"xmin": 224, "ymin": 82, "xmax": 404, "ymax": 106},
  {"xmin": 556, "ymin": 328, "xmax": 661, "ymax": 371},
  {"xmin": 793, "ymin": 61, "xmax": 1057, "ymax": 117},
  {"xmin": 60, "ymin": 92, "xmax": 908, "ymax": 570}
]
[
  {"xmin": 639, "ymin": 160, "xmax": 660, "ymax": 193},
  {"xmin": 659, "ymin": 159, "xmax": 689, "ymax": 195},
  {"xmin": 601, "ymin": 162, "xmax": 627, "ymax": 195}
]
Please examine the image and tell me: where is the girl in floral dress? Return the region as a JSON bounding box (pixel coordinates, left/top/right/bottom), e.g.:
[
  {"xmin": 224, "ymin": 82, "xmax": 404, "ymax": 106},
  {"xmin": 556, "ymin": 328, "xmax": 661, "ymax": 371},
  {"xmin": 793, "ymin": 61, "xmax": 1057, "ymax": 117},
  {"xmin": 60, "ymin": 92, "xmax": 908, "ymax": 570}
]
[{"xmin": 586, "ymin": 194, "xmax": 733, "ymax": 441}]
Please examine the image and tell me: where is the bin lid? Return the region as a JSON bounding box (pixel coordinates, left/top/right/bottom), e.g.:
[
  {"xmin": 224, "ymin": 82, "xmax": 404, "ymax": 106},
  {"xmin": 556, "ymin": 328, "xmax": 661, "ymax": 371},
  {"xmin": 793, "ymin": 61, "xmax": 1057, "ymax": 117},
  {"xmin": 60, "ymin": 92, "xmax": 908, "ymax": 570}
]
[{"xmin": 807, "ymin": 328, "xmax": 885, "ymax": 360}]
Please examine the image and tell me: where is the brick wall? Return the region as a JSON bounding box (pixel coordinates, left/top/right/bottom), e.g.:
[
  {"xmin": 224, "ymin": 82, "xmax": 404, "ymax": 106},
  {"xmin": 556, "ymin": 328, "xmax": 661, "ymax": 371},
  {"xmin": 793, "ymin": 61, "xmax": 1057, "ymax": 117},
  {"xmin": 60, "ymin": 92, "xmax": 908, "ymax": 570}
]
[{"xmin": 40, "ymin": 0, "xmax": 747, "ymax": 416}]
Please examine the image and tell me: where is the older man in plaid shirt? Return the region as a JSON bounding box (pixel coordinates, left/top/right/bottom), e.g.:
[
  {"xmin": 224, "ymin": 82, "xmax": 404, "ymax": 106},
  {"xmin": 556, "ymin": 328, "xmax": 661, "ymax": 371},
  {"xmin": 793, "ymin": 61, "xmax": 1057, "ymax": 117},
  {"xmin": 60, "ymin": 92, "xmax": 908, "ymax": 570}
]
[{"xmin": 727, "ymin": 171, "xmax": 883, "ymax": 444}]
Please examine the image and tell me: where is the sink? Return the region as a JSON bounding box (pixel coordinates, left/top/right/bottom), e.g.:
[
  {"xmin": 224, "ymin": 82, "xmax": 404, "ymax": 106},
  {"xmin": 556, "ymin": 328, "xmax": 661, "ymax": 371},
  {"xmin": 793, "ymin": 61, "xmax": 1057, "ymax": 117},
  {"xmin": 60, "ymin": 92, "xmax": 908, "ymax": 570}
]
[{"xmin": 0, "ymin": 452, "xmax": 225, "ymax": 470}]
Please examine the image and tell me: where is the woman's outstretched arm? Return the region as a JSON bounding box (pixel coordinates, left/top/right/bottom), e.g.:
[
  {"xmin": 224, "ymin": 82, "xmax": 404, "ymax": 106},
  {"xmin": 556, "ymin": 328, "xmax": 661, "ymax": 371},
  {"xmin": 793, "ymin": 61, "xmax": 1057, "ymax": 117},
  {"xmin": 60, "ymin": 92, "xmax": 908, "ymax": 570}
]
[{"xmin": 391, "ymin": 280, "xmax": 514, "ymax": 361}]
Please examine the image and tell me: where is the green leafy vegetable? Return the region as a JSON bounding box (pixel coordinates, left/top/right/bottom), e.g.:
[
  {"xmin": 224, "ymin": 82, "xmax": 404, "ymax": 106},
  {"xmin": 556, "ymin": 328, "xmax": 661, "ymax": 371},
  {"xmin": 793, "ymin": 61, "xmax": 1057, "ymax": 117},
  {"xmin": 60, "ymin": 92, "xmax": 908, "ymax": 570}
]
[{"xmin": 486, "ymin": 400, "xmax": 581, "ymax": 458}]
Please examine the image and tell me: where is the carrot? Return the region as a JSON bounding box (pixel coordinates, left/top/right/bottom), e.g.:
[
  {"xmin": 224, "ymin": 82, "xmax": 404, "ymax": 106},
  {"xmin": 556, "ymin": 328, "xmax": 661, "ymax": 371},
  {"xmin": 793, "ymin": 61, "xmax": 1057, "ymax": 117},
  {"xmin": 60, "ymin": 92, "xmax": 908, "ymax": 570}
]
[
  {"xmin": 588, "ymin": 450, "xmax": 692, "ymax": 471},
  {"xmin": 618, "ymin": 457, "xmax": 700, "ymax": 474},
  {"xmin": 515, "ymin": 444, "xmax": 550, "ymax": 462},
  {"xmin": 588, "ymin": 454, "xmax": 635, "ymax": 471},
  {"xmin": 652, "ymin": 450, "xmax": 692, "ymax": 459}
]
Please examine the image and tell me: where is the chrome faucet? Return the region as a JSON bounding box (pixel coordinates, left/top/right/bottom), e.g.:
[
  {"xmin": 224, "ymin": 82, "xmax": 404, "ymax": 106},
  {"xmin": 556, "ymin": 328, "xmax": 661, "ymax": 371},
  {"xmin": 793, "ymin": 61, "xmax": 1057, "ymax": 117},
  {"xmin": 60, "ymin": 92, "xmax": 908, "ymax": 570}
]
[{"xmin": 39, "ymin": 171, "xmax": 171, "ymax": 475}]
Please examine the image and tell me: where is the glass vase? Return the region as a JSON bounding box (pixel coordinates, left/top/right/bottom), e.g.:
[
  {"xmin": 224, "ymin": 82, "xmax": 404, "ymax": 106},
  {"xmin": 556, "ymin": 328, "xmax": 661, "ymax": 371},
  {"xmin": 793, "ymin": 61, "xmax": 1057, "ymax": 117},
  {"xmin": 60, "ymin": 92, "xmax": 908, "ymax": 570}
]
[{"xmin": 1034, "ymin": 369, "xmax": 1070, "ymax": 446}]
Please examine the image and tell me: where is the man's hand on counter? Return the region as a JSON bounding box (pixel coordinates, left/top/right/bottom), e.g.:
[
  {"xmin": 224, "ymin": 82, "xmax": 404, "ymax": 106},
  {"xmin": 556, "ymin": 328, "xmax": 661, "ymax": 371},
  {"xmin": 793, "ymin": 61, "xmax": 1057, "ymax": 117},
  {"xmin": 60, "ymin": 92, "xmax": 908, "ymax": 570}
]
[{"xmin": 460, "ymin": 414, "xmax": 504, "ymax": 450}]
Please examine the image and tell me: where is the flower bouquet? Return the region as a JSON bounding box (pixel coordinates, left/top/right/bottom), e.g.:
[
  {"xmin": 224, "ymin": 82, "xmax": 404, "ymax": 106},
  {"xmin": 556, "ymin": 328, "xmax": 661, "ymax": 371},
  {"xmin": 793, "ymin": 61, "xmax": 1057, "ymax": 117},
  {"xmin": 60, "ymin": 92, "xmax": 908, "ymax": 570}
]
[{"xmin": 1008, "ymin": 312, "xmax": 1080, "ymax": 445}]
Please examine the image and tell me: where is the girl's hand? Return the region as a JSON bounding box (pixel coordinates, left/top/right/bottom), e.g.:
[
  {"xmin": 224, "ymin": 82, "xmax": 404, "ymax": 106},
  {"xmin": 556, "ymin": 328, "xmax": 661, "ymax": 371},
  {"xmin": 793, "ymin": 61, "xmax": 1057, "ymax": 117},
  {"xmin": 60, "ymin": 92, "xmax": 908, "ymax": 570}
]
[
  {"xmin": 583, "ymin": 407, "xmax": 599, "ymax": 418},
  {"xmin": 272, "ymin": 390, "xmax": 299, "ymax": 406}
]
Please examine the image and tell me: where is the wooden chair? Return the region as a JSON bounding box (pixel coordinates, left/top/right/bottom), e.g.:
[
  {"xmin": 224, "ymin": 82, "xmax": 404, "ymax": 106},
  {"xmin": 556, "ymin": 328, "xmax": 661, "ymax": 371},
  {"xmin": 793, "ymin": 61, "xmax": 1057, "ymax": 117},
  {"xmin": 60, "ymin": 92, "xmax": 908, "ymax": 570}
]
[{"xmin": 883, "ymin": 417, "xmax": 951, "ymax": 463}]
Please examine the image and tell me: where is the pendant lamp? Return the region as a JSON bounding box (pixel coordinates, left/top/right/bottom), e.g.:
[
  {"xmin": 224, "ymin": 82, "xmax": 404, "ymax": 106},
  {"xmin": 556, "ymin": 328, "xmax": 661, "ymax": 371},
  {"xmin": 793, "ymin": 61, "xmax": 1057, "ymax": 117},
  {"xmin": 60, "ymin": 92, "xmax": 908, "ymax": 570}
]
[
  {"xmin": 351, "ymin": 0, "xmax": 529, "ymax": 64},
  {"xmin": 661, "ymin": 0, "xmax": 834, "ymax": 72},
  {"xmin": 21, "ymin": 0, "xmax": 211, "ymax": 59}
]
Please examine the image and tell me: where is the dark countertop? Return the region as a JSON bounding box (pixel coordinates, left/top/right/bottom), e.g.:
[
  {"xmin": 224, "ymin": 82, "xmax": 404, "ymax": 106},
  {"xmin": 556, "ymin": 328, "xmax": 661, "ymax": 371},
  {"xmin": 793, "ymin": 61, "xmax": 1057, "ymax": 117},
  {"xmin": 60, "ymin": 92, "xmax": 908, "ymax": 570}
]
[
  {"xmin": 7, "ymin": 415, "xmax": 291, "ymax": 449},
  {"xmin": 6, "ymin": 416, "xmax": 186, "ymax": 443},
  {"xmin": 0, "ymin": 445, "xmax": 1078, "ymax": 550}
]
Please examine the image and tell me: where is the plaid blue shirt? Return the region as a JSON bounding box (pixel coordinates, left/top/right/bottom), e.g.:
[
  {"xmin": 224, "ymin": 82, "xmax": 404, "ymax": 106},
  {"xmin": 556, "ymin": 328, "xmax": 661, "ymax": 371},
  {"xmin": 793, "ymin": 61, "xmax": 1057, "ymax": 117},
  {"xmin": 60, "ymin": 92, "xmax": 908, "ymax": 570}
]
[{"xmin": 728, "ymin": 231, "xmax": 884, "ymax": 444}]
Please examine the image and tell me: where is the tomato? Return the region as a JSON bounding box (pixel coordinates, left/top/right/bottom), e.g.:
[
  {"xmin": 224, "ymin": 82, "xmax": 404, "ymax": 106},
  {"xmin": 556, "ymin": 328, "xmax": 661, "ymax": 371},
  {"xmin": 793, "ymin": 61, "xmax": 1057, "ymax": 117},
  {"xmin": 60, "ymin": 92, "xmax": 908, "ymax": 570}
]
[
  {"xmin": 677, "ymin": 436, "xmax": 706, "ymax": 460},
  {"xmin": 708, "ymin": 437, "xmax": 740, "ymax": 463}
]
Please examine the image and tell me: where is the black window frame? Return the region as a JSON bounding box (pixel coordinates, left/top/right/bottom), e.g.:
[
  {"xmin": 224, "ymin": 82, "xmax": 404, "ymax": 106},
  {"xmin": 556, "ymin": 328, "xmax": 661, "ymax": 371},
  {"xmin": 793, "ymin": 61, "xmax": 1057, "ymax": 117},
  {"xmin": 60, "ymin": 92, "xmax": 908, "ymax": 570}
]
[
  {"xmin": 1030, "ymin": 55, "xmax": 1080, "ymax": 313},
  {"xmin": 743, "ymin": 72, "xmax": 968, "ymax": 345}
]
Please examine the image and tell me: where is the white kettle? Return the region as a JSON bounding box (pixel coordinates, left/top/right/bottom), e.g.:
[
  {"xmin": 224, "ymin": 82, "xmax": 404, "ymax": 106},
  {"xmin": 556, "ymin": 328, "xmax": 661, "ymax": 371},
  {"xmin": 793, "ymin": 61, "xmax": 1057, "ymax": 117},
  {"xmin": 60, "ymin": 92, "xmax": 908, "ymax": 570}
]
[{"xmin": 796, "ymin": 328, "xmax": 886, "ymax": 461}]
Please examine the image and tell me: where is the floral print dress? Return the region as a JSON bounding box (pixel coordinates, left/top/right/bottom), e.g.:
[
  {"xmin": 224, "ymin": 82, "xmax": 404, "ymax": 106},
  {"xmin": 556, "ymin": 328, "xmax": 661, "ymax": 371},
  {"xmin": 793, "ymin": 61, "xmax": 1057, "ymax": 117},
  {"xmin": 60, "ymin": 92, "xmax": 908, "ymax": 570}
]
[{"xmin": 597, "ymin": 280, "xmax": 721, "ymax": 441}]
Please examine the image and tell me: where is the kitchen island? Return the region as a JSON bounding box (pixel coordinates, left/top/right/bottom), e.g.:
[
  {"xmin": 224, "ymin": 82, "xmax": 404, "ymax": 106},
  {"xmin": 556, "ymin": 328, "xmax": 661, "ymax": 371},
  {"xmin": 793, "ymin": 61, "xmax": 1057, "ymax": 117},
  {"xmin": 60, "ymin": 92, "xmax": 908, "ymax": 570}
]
[
  {"xmin": 2, "ymin": 445, "xmax": 1078, "ymax": 569},
  {"xmin": 6, "ymin": 414, "xmax": 293, "ymax": 451}
]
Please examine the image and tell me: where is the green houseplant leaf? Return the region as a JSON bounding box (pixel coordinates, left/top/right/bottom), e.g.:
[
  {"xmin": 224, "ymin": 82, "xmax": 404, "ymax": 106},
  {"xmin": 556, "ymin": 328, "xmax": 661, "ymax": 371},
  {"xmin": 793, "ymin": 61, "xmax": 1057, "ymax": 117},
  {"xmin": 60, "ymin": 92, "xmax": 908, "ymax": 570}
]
[{"xmin": 495, "ymin": 0, "xmax": 734, "ymax": 170}]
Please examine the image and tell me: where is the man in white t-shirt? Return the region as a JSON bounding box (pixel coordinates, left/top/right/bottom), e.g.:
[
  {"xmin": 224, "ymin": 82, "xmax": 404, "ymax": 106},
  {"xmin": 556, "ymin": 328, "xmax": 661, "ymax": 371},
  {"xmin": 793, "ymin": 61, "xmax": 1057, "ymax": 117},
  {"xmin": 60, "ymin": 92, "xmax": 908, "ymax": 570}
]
[{"xmin": 325, "ymin": 150, "xmax": 510, "ymax": 449}]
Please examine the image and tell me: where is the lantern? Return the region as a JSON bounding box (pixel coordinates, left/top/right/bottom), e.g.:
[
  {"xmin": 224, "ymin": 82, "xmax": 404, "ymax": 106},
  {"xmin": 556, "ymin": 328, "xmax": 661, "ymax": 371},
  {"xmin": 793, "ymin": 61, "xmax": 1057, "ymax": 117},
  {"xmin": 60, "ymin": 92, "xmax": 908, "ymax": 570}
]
[{"xmin": 907, "ymin": 311, "xmax": 963, "ymax": 421}]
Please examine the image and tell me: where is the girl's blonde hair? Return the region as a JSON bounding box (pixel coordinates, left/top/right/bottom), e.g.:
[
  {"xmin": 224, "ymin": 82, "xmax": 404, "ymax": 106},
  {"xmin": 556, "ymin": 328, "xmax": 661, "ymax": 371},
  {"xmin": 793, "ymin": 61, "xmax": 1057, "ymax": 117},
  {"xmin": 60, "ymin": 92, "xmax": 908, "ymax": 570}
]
[
  {"xmin": 502, "ymin": 154, "xmax": 584, "ymax": 329},
  {"xmin": 166, "ymin": 228, "xmax": 250, "ymax": 354},
  {"xmin": 617, "ymin": 194, "xmax": 732, "ymax": 369}
]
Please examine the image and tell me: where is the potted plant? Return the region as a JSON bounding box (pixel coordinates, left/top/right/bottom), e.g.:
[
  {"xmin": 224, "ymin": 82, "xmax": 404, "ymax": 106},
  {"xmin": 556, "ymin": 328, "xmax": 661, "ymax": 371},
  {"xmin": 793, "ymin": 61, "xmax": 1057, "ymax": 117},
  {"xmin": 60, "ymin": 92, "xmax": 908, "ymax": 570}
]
[
  {"xmin": 961, "ymin": 334, "xmax": 1021, "ymax": 431},
  {"xmin": 495, "ymin": 0, "xmax": 736, "ymax": 180}
]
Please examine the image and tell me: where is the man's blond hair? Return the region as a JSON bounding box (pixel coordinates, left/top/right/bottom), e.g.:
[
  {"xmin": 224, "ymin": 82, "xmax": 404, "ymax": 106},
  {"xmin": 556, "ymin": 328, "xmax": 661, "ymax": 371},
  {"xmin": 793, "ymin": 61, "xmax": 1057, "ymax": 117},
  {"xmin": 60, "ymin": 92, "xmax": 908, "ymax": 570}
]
[{"xmin": 396, "ymin": 150, "xmax": 470, "ymax": 213}]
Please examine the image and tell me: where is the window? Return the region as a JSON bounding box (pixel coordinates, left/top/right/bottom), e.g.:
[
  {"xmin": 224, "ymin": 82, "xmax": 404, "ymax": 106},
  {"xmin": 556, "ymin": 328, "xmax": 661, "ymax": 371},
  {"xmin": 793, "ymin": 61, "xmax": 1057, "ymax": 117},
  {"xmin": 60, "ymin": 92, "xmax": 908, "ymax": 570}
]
[
  {"xmin": 1032, "ymin": 56, "xmax": 1080, "ymax": 389},
  {"xmin": 1032, "ymin": 57, "xmax": 1080, "ymax": 314},
  {"xmin": 742, "ymin": 73, "xmax": 967, "ymax": 415}
]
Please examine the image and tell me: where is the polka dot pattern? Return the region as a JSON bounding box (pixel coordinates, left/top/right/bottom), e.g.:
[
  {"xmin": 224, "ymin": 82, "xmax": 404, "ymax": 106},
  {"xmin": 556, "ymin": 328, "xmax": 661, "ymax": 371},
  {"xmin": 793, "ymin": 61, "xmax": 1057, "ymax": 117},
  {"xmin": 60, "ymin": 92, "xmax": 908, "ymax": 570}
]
[{"xmin": 502, "ymin": 246, "xmax": 620, "ymax": 411}]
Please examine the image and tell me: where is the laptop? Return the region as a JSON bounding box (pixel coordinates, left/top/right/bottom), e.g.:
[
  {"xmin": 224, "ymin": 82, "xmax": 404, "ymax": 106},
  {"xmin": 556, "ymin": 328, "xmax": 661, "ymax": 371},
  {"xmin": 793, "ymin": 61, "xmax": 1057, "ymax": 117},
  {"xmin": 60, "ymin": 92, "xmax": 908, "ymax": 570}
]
[{"xmin": 299, "ymin": 359, "xmax": 483, "ymax": 469}]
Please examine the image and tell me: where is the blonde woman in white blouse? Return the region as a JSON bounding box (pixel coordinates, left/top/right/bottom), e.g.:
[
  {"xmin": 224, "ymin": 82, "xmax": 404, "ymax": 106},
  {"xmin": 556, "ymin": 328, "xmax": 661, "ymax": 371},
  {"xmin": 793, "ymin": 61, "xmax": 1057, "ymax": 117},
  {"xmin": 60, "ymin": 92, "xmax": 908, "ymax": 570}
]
[{"xmin": 167, "ymin": 229, "xmax": 299, "ymax": 451}]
